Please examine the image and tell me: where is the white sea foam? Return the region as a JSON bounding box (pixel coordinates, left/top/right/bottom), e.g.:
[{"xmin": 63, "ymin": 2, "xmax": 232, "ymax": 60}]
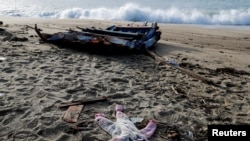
[
  {"xmin": 55, "ymin": 3, "xmax": 250, "ymax": 25},
  {"xmin": 1, "ymin": 3, "xmax": 250, "ymax": 25}
]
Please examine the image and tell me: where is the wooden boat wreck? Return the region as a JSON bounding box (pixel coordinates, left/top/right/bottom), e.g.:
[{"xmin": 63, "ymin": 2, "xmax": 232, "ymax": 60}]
[
  {"xmin": 34, "ymin": 22, "xmax": 223, "ymax": 87},
  {"xmin": 35, "ymin": 22, "xmax": 161, "ymax": 53}
]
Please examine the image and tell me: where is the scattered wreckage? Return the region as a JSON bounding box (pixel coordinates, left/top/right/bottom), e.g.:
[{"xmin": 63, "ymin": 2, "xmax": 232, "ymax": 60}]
[
  {"xmin": 35, "ymin": 22, "xmax": 161, "ymax": 53},
  {"xmin": 34, "ymin": 22, "xmax": 220, "ymax": 86}
]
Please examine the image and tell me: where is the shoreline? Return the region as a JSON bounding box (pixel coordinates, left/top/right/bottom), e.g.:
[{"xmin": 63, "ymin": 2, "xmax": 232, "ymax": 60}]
[
  {"xmin": 0, "ymin": 17, "xmax": 249, "ymax": 141},
  {"xmin": 2, "ymin": 15, "xmax": 250, "ymax": 29}
]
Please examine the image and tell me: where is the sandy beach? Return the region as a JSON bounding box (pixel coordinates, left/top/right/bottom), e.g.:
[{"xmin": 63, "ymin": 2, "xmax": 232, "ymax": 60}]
[{"xmin": 0, "ymin": 17, "xmax": 250, "ymax": 141}]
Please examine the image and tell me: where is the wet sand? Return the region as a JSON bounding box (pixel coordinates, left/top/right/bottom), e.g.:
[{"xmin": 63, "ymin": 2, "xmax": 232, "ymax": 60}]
[{"xmin": 0, "ymin": 17, "xmax": 250, "ymax": 141}]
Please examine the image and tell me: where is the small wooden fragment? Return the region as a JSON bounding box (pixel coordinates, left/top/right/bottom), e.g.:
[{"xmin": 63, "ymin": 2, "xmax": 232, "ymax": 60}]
[
  {"xmin": 62, "ymin": 105, "xmax": 84, "ymax": 123},
  {"xmin": 34, "ymin": 24, "xmax": 46, "ymax": 41}
]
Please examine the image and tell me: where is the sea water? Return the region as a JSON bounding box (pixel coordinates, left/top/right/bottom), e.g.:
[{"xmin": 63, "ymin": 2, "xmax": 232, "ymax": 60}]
[{"xmin": 0, "ymin": 0, "xmax": 250, "ymax": 25}]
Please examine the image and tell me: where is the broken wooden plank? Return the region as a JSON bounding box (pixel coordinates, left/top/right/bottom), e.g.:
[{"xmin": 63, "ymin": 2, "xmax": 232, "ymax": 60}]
[
  {"xmin": 34, "ymin": 24, "xmax": 46, "ymax": 41},
  {"xmin": 59, "ymin": 96, "xmax": 107, "ymax": 108},
  {"xmin": 62, "ymin": 105, "xmax": 84, "ymax": 123},
  {"xmin": 145, "ymin": 49, "xmax": 221, "ymax": 87},
  {"xmin": 75, "ymin": 27, "xmax": 136, "ymax": 40}
]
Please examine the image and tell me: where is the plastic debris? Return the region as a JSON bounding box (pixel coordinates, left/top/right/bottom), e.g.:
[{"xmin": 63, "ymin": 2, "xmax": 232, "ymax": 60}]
[
  {"xmin": 130, "ymin": 117, "xmax": 144, "ymax": 123},
  {"xmin": 95, "ymin": 105, "xmax": 156, "ymax": 140},
  {"xmin": 188, "ymin": 131, "xmax": 194, "ymax": 139},
  {"xmin": 0, "ymin": 57, "xmax": 6, "ymax": 61},
  {"xmin": 167, "ymin": 59, "xmax": 179, "ymax": 67}
]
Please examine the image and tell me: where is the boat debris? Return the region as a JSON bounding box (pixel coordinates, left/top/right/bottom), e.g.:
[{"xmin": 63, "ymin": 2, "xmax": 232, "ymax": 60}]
[
  {"xmin": 61, "ymin": 96, "xmax": 107, "ymax": 123},
  {"xmin": 34, "ymin": 22, "xmax": 161, "ymax": 53},
  {"xmin": 62, "ymin": 105, "xmax": 84, "ymax": 123}
]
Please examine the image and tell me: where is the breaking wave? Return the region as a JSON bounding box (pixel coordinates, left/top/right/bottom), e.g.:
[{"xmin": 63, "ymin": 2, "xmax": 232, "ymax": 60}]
[
  {"xmin": 3, "ymin": 3, "xmax": 250, "ymax": 25},
  {"xmin": 56, "ymin": 3, "xmax": 250, "ymax": 25}
]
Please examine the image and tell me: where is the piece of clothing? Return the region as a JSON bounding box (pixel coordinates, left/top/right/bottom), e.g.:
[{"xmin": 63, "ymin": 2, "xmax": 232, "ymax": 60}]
[{"xmin": 95, "ymin": 105, "xmax": 156, "ymax": 141}]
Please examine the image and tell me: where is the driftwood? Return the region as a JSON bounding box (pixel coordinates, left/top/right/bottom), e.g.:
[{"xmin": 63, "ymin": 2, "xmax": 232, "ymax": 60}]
[
  {"xmin": 145, "ymin": 49, "xmax": 221, "ymax": 87},
  {"xmin": 58, "ymin": 96, "xmax": 107, "ymax": 108}
]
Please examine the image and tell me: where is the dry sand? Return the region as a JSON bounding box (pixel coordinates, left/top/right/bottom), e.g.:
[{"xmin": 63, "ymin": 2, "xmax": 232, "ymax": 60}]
[{"xmin": 0, "ymin": 17, "xmax": 250, "ymax": 141}]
